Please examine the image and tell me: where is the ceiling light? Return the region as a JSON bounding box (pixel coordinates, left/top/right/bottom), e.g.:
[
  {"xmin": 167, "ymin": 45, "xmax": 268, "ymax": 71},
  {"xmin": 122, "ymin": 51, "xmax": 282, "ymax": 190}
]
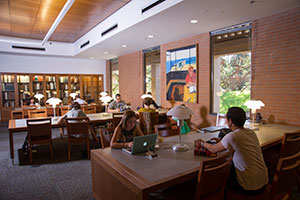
[
  {"xmin": 104, "ymin": 52, "xmax": 108, "ymax": 54},
  {"xmin": 230, "ymin": 33, "xmax": 235, "ymax": 37},
  {"xmin": 147, "ymin": 35, "xmax": 154, "ymax": 38},
  {"xmin": 217, "ymin": 36, "xmax": 222, "ymax": 39},
  {"xmin": 223, "ymin": 34, "xmax": 228, "ymax": 38},
  {"xmin": 122, "ymin": 45, "xmax": 127, "ymax": 48},
  {"xmin": 90, "ymin": 57, "xmax": 94, "ymax": 59},
  {"xmin": 190, "ymin": 19, "xmax": 198, "ymax": 24},
  {"xmin": 245, "ymin": 29, "xmax": 250, "ymax": 33},
  {"xmin": 237, "ymin": 31, "xmax": 242, "ymax": 35}
]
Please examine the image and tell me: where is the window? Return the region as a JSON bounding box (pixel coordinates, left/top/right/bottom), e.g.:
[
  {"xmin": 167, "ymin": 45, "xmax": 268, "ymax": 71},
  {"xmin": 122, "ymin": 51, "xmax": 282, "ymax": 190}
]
[
  {"xmin": 211, "ymin": 22, "xmax": 252, "ymax": 114},
  {"xmin": 110, "ymin": 59, "xmax": 119, "ymax": 98},
  {"xmin": 143, "ymin": 48, "xmax": 161, "ymax": 106}
]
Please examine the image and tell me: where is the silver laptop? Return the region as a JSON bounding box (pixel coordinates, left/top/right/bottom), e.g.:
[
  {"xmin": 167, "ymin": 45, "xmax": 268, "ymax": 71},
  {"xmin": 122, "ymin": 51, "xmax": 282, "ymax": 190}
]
[{"xmin": 122, "ymin": 134, "xmax": 157, "ymax": 155}]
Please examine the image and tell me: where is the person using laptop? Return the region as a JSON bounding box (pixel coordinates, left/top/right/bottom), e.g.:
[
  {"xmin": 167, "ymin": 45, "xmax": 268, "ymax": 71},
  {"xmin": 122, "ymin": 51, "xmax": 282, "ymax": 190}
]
[
  {"xmin": 110, "ymin": 110, "xmax": 144, "ymax": 149},
  {"xmin": 195, "ymin": 107, "xmax": 268, "ymax": 195}
]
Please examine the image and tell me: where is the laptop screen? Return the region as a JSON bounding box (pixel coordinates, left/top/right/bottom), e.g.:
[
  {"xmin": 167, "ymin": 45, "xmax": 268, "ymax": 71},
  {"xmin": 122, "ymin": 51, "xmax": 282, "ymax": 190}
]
[{"xmin": 123, "ymin": 134, "xmax": 157, "ymax": 155}]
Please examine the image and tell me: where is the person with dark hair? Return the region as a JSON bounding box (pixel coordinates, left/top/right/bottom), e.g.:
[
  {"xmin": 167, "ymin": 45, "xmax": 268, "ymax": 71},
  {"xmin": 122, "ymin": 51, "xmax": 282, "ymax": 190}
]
[
  {"xmin": 74, "ymin": 95, "xmax": 86, "ymax": 105},
  {"xmin": 145, "ymin": 92, "xmax": 159, "ymax": 109},
  {"xmin": 195, "ymin": 107, "xmax": 268, "ymax": 195},
  {"xmin": 110, "ymin": 110, "xmax": 143, "ymax": 149},
  {"xmin": 138, "ymin": 97, "xmax": 156, "ymax": 113},
  {"xmin": 57, "ymin": 102, "xmax": 87, "ymax": 123},
  {"xmin": 26, "ymin": 97, "xmax": 36, "ymax": 106},
  {"xmin": 108, "ymin": 94, "xmax": 126, "ymax": 113}
]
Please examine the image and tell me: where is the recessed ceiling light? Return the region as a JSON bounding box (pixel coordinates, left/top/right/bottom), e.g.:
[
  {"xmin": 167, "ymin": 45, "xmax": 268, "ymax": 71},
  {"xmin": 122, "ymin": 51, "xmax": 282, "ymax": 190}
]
[
  {"xmin": 237, "ymin": 31, "xmax": 242, "ymax": 35},
  {"xmin": 147, "ymin": 35, "xmax": 154, "ymax": 38},
  {"xmin": 223, "ymin": 34, "xmax": 228, "ymax": 38},
  {"xmin": 190, "ymin": 19, "xmax": 198, "ymax": 24},
  {"xmin": 90, "ymin": 57, "xmax": 94, "ymax": 59},
  {"xmin": 122, "ymin": 45, "xmax": 127, "ymax": 48},
  {"xmin": 245, "ymin": 29, "xmax": 250, "ymax": 33},
  {"xmin": 104, "ymin": 52, "xmax": 108, "ymax": 54},
  {"xmin": 217, "ymin": 36, "xmax": 222, "ymax": 39},
  {"xmin": 230, "ymin": 33, "xmax": 235, "ymax": 37}
]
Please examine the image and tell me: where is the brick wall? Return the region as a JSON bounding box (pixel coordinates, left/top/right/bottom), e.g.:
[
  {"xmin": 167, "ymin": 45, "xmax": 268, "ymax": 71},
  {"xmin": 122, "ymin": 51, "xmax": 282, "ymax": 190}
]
[
  {"xmin": 252, "ymin": 7, "xmax": 300, "ymax": 126},
  {"xmin": 106, "ymin": 60, "xmax": 110, "ymax": 93},
  {"xmin": 113, "ymin": 7, "xmax": 300, "ymax": 127},
  {"xmin": 118, "ymin": 51, "xmax": 144, "ymax": 110}
]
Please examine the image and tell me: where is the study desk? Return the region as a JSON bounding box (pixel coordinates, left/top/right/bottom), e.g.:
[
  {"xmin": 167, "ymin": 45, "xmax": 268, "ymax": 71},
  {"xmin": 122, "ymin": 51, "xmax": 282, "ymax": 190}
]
[
  {"xmin": 91, "ymin": 123, "xmax": 300, "ymax": 200},
  {"xmin": 8, "ymin": 113, "xmax": 113, "ymax": 160}
]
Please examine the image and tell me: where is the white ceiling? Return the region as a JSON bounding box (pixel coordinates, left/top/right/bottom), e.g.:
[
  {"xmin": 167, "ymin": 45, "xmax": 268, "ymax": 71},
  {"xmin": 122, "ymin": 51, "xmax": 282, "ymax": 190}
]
[{"xmin": 1, "ymin": 0, "xmax": 299, "ymax": 60}]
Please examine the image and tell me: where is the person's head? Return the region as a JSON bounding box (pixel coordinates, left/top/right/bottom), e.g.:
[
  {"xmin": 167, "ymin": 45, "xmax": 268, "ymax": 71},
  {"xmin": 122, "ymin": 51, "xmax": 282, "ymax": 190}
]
[
  {"xmin": 115, "ymin": 94, "xmax": 121, "ymax": 103},
  {"xmin": 29, "ymin": 97, "xmax": 35, "ymax": 104},
  {"xmin": 188, "ymin": 66, "xmax": 194, "ymax": 75},
  {"xmin": 147, "ymin": 92, "xmax": 152, "ymax": 95},
  {"xmin": 71, "ymin": 102, "xmax": 81, "ymax": 110},
  {"xmin": 121, "ymin": 110, "xmax": 137, "ymax": 131},
  {"xmin": 75, "ymin": 95, "xmax": 80, "ymax": 100},
  {"xmin": 143, "ymin": 97, "xmax": 153, "ymax": 108},
  {"xmin": 226, "ymin": 107, "xmax": 246, "ymax": 128}
]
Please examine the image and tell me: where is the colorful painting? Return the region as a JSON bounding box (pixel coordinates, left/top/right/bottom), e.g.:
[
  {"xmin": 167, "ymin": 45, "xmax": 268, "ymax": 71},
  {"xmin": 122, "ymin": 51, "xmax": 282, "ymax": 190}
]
[{"xmin": 166, "ymin": 45, "xmax": 197, "ymax": 103}]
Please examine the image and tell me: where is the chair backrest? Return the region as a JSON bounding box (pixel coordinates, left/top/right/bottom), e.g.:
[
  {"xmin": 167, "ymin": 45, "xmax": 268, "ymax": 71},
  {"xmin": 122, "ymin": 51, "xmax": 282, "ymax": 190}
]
[
  {"xmin": 154, "ymin": 123, "xmax": 179, "ymax": 137},
  {"xmin": 60, "ymin": 105, "xmax": 70, "ymax": 116},
  {"xmin": 11, "ymin": 110, "xmax": 24, "ymax": 119},
  {"xmin": 216, "ymin": 113, "xmax": 227, "ymax": 126},
  {"xmin": 112, "ymin": 113, "xmax": 123, "ymax": 127},
  {"xmin": 28, "ymin": 109, "xmax": 47, "ymax": 118},
  {"xmin": 267, "ymin": 151, "xmax": 300, "ymax": 200},
  {"xmin": 26, "ymin": 118, "xmax": 52, "ymax": 142},
  {"xmin": 279, "ymin": 130, "xmax": 300, "ymax": 158},
  {"xmin": 46, "ymin": 105, "xmax": 59, "ymax": 116},
  {"xmin": 65, "ymin": 117, "xmax": 90, "ymax": 138},
  {"xmin": 195, "ymin": 148, "xmax": 234, "ymax": 200},
  {"xmin": 139, "ymin": 112, "xmax": 159, "ymax": 134},
  {"xmin": 22, "ymin": 106, "xmax": 36, "ymax": 118},
  {"xmin": 83, "ymin": 105, "xmax": 96, "ymax": 114},
  {"xmin": 99, "ymin": 127, "xmax": 114, "ymax": 148}
]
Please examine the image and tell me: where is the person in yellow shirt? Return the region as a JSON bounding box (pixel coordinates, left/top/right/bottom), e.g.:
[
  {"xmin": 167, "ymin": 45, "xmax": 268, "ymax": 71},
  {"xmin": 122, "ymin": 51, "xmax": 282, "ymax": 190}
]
[{"xmin": 138, "ymin": 98, "xmax": 156, "ymax": 114}]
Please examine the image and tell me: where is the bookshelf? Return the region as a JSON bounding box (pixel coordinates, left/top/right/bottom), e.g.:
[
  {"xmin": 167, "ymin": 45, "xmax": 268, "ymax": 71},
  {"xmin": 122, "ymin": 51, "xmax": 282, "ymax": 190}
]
[
  {"xmin": 17, "ymin": 75, "xmax": 31, "ymax": 106},
  {"xmin": 0, "ymin": 73, "xmax": 104, "ymax": 121}
]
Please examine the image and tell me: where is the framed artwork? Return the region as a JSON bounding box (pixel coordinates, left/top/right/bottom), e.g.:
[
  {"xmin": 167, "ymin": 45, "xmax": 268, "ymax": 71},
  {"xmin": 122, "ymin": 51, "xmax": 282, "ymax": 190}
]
[{"xmin": 166, "ymin": 44, "xmax": 197, "ymax": 103}]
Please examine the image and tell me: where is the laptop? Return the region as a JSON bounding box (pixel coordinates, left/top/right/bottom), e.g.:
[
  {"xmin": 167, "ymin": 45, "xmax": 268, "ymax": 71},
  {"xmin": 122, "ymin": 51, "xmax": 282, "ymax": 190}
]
[{"xmin": 122, "ymin": 134, "xmax": 157, "ymax": 155}]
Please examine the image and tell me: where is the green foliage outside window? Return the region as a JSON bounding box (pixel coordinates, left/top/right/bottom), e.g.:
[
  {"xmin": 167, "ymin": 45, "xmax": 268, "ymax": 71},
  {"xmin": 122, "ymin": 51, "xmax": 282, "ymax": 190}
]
[
  {"xmin": 112, "ymin": 70, "xmax": 119, "ymax": 97},
  {"xmin": 146, "ymin": 65, "xmax": 152, "ymax": 93},
  {"xmin": 219, "ymin": 52, "xmax": 251, "ymax": 113}
]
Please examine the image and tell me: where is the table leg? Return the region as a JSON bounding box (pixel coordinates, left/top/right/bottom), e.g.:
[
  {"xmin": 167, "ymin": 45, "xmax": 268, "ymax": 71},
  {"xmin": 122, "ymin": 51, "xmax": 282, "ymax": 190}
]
[{"xmin": 9, "ymin": 130, "xmax": 14, "ymax": 159}]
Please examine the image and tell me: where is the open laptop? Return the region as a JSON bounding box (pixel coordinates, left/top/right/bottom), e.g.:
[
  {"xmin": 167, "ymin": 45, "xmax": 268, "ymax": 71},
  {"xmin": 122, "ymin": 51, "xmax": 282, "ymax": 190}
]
[{"xmin": 122, "ymin": 134, "xmax": 157, "ymax": 155}]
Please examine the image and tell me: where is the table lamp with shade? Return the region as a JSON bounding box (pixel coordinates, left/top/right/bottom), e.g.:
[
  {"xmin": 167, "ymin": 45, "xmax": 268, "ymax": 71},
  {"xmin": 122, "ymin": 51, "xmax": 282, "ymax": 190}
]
[
  {"xmin": 141, "ymin": 93, "xmax": 152, "ymax": 99},
  {"xmin": 34, "ymin": 93, "xmax": 44, "ymax": 108},
  {"xmin": 46, "ymin": 97, "xmax": 62, "ymax": 117},
  {"xmin": 244, "ymin": 100, "xmax": 265, "ymax": 129},
  {"xmin": 100, "ymin": 92, "xmax": 113, "ymax": 112},
  {"xmin": 167, "ymin": 104, "xmax": 193, "ymax": 151}
]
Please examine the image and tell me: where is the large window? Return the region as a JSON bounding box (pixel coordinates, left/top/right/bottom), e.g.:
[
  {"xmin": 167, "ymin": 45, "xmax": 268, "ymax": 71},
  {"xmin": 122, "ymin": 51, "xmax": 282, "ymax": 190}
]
[
  {"xmin": 110, "ymin": 59, "xmax": 119, "ymax": 98},
  {"xmin": 211, "ymin": 22, "xmax": 252, "ymax": 114},
  {"xmin": 143, "ymin": 48, "xmax": 161, "ymax": 106}
]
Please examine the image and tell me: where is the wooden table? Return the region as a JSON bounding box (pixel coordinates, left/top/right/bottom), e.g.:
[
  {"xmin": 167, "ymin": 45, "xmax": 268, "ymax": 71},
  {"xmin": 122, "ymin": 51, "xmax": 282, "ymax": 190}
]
[
  {"xmin": 8, "ymin": 113, "xmax": 113, "ymax": 160},
  {"xmin": 91, "ymin": 123, "xmax": 300, "ymax": 200}
]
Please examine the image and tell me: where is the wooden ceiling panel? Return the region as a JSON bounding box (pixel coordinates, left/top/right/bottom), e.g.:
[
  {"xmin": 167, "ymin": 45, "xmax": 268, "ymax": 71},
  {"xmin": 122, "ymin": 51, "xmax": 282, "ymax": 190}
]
[{"xmin": 0, "ymin": 0, "xmax": 130, "ymax": 43}]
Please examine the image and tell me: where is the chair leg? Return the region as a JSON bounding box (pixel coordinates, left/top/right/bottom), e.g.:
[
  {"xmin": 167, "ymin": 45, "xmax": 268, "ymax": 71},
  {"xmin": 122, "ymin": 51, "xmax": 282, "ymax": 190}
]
[
  {"xmin": 68, "ymin": 143, "xmax": 71, "ymax": 161},
  {"xmin": 29, "ymin": 145, "xmax": 32, "ymax": 164},
  {"xmin": 87, "ymin": 139, "xmax": 90, "ymax": 160},
  {"xmin": 60, "ymin": 128, "xmax": 64, "ymax": 139},
  {"xmin": 49, "ymin": 142, "xmax": 53, "ymax": 160}
]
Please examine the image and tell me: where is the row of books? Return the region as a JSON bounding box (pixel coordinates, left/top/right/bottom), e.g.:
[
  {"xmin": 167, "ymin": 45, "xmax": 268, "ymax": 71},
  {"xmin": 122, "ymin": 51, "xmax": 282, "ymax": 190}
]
[
  {"xmin": 46, "ymin": 82, "xmax": 56, "ymax": 90},
  {"xmin": 2, "ymin": 83, "xmax": 15, "ymax": 91},
  {"xmin": 3, "ymin": 91, "xmax": 15, "ymax": 100},
  {"xmin": 2, "ymin": 75, "xmax": 14, "ymax": 83},
  {"xmin": 18, "ymin": 75, "xmax": 30, "ymax": 83},
  {"xmin": 3, "ymin": 101, "xmax": 15, "ymax": 107}
]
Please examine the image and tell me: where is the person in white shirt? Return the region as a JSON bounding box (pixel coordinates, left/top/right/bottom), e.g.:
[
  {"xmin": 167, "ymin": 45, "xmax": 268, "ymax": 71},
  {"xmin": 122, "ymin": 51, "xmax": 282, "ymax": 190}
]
[
  {"xmin": 74, "ymin": 95, "xmax": 86, "ymax": 105},
  {"xmin": 195, "ymin": 107, "xmax": 268, "ymax": 195}
]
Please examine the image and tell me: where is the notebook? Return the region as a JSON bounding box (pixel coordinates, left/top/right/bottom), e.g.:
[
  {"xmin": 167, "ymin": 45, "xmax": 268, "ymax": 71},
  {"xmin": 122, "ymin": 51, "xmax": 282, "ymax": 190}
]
[
  {"xmin": 200, "ymin": 125, "xmax": 228, "ymax": 133},
  {"xmin": 122, "ymin": 134, "xmax": 157, "ymax": 155}
]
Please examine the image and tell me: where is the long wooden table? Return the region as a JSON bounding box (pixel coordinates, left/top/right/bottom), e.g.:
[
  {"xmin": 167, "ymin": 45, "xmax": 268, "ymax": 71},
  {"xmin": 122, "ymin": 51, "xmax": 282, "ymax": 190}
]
[
  {"xmin": 8, "ymin": 113, "xmax": 114, "ymax": 160},
  {"xmin": 91, "ymin": 123, "xmax": 300, "ymax": 200}
]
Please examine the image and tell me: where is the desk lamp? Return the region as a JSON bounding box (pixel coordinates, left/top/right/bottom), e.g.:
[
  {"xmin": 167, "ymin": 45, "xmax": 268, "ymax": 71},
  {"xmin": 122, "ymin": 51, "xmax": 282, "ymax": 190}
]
[
  {"xmin": 46, "ymin": 97, "xmax": 62, "ymax": 117},
  {"xmin": 70, "ymin": 93, "xmax": 78, "ymax": 100},
  {"xmin": 100, "ymin": 92, "xmax": 113, "ymax": 112},
  {"xmin": 167, "ymin": 104, "xmax": 193, "ymax": 151},
  {"xmin": 244, "ymin": 100, "xmax": 265, "ymax": 128},
  {"xmin": 141, "ymin": 93, "xmax": 152, "ymax": 99},
  {"xmin": 34, "ymin": 93, "xmax": 44, "ymax": 108}
]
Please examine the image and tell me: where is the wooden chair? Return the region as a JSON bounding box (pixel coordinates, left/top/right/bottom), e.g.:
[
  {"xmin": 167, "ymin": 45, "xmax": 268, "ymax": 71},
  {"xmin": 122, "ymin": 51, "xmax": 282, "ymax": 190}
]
[
  {"xmin": 21, "ymin": 106, "xmax": 36, "ymax": 118},
  {"xmin": 65, "ymin": 117, "xmax": 91, "ymax": 160},
  {"xmin": 154, "ymin": 123, "xmax": 179, "ymax": 137},
  {"xmin": 26, "ymin": 118, "xmax": 53, "ymax": 164},
  {"xmin": 163, "ymin": 149, "xmax": 234, "ymax": 200},
  {"xmin": 83, "ymin": 105, "xmax": 96, "ymax": 114},
  {"xmin": 139, "ymin": 112, "xmax": 159, "ymax": 134},
  {"xmin": 10, "ymin": 110, "xmax": 24, "ymax": 119},
  {"xmin": 28, "ymin": 109, "xmax": 47, "ymax": 118},
  {"xmin": 46, "ymin": 105, "xmax": 59, "ymax": 117},
  {"xmin": 216, "ymin": 113, "xmax": 227, "ymax": 126},
  {"xmin": 60, "ymin": 105, "xmax": 70, "ymax": 116},
  {"xmin": 112, "ymin": 112, "xmax": 123, "ymax": 127}
]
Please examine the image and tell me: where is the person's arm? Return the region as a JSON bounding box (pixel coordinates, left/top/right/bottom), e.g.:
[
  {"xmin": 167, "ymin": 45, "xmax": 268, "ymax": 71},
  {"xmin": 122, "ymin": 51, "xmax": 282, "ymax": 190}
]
[
  {"xmin": 203, "ymin": 142, "xmax": 226, "ymax": 154},
  {"xmin": 135, "ymin": 126, "xmax": 144, "ymax": 136},
  {"xmin": 110, "ymin": 126, "xmax": 132, "ymax": 149},
  {"xmin": 108, "ymin": 101, "xmax": 120, "ymax": 113}
]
